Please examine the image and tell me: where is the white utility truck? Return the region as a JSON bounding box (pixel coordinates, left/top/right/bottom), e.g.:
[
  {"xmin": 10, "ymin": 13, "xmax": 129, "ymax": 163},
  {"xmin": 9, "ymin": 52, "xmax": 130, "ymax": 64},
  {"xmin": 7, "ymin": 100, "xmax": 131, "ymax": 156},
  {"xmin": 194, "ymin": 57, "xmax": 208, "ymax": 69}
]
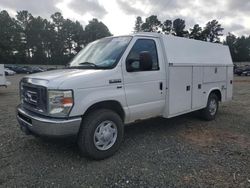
[
  {"xmin": 0, "ymin": 64, "xmax": 10, "ymax": 87},
  {"xmin": 17, "ymin": 33, "xmax": 233, "ymax": 159}
]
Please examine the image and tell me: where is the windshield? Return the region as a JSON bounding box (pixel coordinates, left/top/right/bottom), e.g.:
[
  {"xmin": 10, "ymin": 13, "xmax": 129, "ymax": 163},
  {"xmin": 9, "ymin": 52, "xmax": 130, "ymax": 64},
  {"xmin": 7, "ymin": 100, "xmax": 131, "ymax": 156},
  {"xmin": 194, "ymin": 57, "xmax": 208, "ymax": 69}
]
[{"xmin": 69, "ymin": 36, "xmax": 132, "ymax": 69}]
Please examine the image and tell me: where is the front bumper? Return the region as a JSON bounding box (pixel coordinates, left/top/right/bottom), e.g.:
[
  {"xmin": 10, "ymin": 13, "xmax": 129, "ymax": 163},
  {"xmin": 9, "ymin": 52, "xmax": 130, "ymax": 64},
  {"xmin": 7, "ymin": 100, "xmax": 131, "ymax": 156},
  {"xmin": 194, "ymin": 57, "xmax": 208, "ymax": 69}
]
[
  {"xmin": 0, "ymin": 81, "xmax": 10, "ymax": 87},
  {"xmin": 16, "ymin": 104, "xmax": 82, "ymax": 137}
]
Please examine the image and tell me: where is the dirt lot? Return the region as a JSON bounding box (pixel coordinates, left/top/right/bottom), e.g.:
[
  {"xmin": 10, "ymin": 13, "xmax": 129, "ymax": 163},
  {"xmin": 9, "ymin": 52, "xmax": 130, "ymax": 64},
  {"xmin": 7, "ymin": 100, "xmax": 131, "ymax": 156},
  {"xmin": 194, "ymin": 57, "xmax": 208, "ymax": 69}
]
[{"xmin": 0, "ymin": 74, "xmax": 250, "ymax": 187}]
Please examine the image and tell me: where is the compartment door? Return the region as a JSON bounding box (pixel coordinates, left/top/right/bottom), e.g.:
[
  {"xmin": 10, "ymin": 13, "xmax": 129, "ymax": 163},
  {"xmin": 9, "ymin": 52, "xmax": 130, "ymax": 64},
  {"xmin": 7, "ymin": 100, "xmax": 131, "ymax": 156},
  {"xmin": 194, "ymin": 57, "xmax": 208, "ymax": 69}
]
[
  {"xmin": 226, "ymin": 66, "xmax": 233, "ymax": 100},
  {"xmin": 192, "ymin": 67, "xmax": 205, "ymax": 109},
  {"xmin": 168, "ymin": 67, "xmax": 192, "ymax": 116},
  {"xmin": 203, "ymin": 66, "xmax": 227, "ymax": 83}
]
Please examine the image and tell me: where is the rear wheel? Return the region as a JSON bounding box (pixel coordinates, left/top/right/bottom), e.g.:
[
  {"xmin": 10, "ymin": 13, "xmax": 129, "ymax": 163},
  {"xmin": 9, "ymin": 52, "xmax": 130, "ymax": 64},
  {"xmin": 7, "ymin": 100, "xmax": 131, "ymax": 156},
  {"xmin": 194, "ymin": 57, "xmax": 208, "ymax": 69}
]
[
  {"xmin": 201, "ymin": 93, "xmax": 219, "ymax": 121},
  {"xmin": 78, "ymin": 109, "xmax": 124, "ymax": 160}
]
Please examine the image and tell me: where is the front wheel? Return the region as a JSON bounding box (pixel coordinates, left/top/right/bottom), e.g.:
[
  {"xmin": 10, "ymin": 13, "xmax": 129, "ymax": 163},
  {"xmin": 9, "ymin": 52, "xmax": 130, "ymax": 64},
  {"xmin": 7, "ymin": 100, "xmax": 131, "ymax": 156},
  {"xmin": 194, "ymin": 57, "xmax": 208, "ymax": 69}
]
[
  {"xmin": 78, "ymin": 109, "xmax": 124, "ymax": 160},
  {"xmin": 201, "ymin": 93, "xmax": 219, "ymax": 121}
]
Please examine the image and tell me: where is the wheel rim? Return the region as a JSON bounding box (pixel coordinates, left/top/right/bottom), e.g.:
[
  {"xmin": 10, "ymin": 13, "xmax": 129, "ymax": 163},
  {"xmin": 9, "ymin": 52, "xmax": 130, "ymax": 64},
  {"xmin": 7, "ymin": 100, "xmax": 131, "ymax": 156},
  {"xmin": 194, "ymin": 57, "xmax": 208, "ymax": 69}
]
[
  {"xmin": 209, "ymin": 98, "xmax": 217, "ymax": 116},
  {"xmin": 93, "ymin": 120, "xmax": 118, "ymax": 151}
]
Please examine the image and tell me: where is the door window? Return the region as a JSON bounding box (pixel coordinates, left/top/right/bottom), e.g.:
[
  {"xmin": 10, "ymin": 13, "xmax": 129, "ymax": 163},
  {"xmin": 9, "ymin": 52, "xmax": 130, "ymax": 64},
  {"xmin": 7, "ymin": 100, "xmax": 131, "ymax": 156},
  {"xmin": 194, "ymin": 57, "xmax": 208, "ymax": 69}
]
[{"xmin": 126, "ymin": 39, "xmax": 159, "ymax": 72}]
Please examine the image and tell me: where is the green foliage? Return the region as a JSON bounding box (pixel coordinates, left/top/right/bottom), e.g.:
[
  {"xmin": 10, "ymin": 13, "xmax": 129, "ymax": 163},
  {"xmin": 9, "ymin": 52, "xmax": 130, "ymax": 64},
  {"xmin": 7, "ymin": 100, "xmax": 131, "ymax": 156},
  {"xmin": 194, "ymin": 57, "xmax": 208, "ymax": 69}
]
[
  {"xmin": 0, "ymin": 10, "xmax": 22, "ymax": 64},
  {"xmin": 172, "ymin": 18, "xmax": 189, "ymax": 37},
  {"xmin": 189, "ymin": 24, "xmax": 204, "ymax": 40},
  {"xmin": 0, "ymin": 9, "xmax": 249, "ymax": 64},
  {"xmin": 225, "ymin": 33, "xmax": 250, "ymax": 62},
  {"xmin": 84, "ymin": 19, "xmax": 112, "ymax": 44},
  {"xmin": 141, "ymin": 15, "xmax": 161, "ymax": 32},
  {"xmin": 162, "ymin": 20, "xmax": 172, "ymax": 34},
  {"xmin": 235, "ymin": 36, "xmax": 250, "ymax": 61},
  {"xmin": 134, "ymin": 16, "xmax": 143, "ymax": 33},
  {"xmin": 0, "ymin": 10, "xmax": 112, "ymax": 65},
  {"xmin": 224, "ymin": 33, "xmax": 238, "ymax": 61},
  {"xmin": 202, "ymin": 20, "xmax": 224, "ymax": 42}
]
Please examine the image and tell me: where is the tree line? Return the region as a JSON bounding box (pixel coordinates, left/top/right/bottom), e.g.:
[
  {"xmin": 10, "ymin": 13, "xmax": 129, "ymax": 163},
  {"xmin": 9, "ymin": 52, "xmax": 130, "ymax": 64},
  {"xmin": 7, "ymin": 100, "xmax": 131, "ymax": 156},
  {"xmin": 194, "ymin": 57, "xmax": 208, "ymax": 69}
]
[
  {"xmin": 134, "ymin": 15, "xmax": 250, "ymax": 62},
  {"xmin": 0, "ymin": 10, "xmax": 111, "ymax": 65},
  {"xmin": 0, "ymin": 10, "xmax": 249, "ymax": 65}
]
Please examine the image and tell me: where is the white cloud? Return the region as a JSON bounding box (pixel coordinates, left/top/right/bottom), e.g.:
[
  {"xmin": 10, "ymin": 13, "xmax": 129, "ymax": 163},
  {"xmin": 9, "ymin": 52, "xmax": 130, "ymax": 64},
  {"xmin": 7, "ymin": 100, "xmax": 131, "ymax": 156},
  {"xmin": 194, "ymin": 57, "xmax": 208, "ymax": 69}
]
[
  {"xmin": 0, "ymin": 0, "xmax": 249, "ymax": 36},
  {"xmin": 98, "ymin": 0, "xmax": 136, "ymax": 35},
  {"xmin": 116, "ymin": 0, "xmax": 145, "ymax": 16},
  {"xmin": 0, "ymin": 0, "xmax": 61, "ymax": 18},
  {"xmin": 68, "ymin": 0, "xmax": 107, "ymax": 19}
]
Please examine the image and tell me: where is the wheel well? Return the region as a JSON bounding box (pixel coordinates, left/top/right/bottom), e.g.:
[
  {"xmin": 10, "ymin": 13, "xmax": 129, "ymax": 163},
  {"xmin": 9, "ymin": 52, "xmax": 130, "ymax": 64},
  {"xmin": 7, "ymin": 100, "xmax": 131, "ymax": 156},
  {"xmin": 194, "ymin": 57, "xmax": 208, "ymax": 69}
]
[
  {"xmin": 84, "ymin": 101, "xmax": 125, "ymax": 121},
  {"xmin": 210, "ymin": 89, "xmax": 222, "ymax": 101}
]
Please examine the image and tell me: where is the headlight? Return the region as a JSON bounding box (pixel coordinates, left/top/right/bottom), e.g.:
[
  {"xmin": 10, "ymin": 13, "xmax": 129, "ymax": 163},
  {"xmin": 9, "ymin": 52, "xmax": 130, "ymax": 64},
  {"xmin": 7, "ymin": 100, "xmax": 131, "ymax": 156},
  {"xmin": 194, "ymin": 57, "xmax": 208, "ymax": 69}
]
[{"xmin": 48, "ymin": 90, "xmax": 74, "ymax": 117}]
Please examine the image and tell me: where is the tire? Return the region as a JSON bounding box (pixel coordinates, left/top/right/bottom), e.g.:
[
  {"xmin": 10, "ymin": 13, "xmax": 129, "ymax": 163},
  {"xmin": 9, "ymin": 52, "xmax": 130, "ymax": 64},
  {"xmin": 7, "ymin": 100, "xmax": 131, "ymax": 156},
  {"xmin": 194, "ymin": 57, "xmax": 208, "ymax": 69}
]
[
  {"xmin": 201, "ymin": 93, "xmax": 219, "ymax": 121},
  {"xmin": 77, "ymin": 109, "xmax": 124, "ymax": 160}
]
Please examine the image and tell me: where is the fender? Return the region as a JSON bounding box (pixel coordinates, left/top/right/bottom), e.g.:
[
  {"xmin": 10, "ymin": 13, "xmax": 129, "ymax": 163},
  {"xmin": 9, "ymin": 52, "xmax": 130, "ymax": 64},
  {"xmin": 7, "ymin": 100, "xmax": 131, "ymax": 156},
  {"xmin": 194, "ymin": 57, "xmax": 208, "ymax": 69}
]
[
  {"xmin": 69, "ymin": 85, "xmax": 130, "ymax": 122},
  {"xmin": 206, "ymin": 87, "xmax": 222, "ymax": 102}
]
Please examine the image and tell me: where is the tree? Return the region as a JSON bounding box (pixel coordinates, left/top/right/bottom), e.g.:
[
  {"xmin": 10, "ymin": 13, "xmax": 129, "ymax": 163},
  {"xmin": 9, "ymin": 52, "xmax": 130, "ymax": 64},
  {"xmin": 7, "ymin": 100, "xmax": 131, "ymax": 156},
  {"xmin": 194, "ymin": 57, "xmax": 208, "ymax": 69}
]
[
  {"xmin": 225, "ymin": 33, "xmax": 237, "ymax": 61},
  {"xmin": 51, "ymin": 12, "xmax": 64, "ymax": 32},
  {"xmin": 72, "ymin": 21, "xmax": 85, "ymax": 53},
  {"xmin": 172, "ymin": 18, "xmax": 189, "ymax": 37},
  {"xmin": 0, "ymin": 10, "xmax": 114, "ymax": 65},
  {"xmin": 202, "ymin": 20, "xmax": 224, "ymax": 42},
  {"xmin": 84, "ymin": 18, "xmax": 111, "ymax": 44},
  {"xmin": 162, "ymin": 19, "xmax": 172, "ymax": 34},
  {"xmin": 234, "ymin": 36, "xmax": 250, "ymax": 61},
  {"xmin": 50, "ymin": 12, "xmax": 67, "ymax": 64},
  {"xmin": 224, "ymin": 33, "xmax": 250, "ymax": 62},
  {"xmin": 26, "ymin": 16, "xmax": 49, "ymax": 64},
  {"xmin": 63, "ymin": 19, "xmax": 76, "ymax": 55},
  {"xmin": 0, "ymin": 10, "xmax": 21, "ymax": 64},
  {"xmin": 1, "ymin": 10, "xmax": 250, "ymax": 65},
  {"xmin": 16, "ymin": 10, "xmax": 34, "ymax": 62},
  {"xmin": 141, "ymin": 15, "xmax": 161, "ymax": 32},
  {"xmin": 189, "ymin": 24, "xmax": 204, "ymax": 40},
  {"xmin": 42, "ymin": 19, "xmax": 56, "ymax": 63},
  {"xmin": 134, "ymin": 16, "xmax": 143, "ymax": 33}
]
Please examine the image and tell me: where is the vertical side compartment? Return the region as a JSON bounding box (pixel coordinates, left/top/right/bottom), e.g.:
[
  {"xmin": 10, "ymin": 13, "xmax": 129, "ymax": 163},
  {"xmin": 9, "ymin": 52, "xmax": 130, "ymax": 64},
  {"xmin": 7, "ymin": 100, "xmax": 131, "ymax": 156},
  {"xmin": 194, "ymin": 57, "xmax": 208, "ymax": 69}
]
[
  {"xmin": 226, "ymin": 66, "xmax": 233, "ymax": 100},
  {"xmin": 192, "ymin": 66, "xmax": 205, "ymax": 109},
  {"xmin": 168, "ymin": 66, "xmax": 192, "ymax": 116}
]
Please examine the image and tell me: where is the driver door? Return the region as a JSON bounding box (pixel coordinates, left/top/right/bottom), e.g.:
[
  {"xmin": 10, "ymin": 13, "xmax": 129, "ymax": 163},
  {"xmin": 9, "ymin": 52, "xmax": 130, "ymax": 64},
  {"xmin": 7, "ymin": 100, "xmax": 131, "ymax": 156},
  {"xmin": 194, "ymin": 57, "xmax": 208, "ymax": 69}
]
[{"xmin": 122, "ymin": 37, "xmax": 166, "ymax": 122}]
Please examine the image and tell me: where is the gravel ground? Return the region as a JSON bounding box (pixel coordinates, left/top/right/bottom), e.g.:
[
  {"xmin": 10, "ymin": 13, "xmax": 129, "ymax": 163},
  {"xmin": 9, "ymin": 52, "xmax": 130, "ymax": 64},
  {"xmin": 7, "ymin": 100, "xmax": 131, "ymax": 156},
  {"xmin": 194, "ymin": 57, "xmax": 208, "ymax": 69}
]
[{"xmin": 0, "ymin": 74, "xmax": 250, "ymax": 187}]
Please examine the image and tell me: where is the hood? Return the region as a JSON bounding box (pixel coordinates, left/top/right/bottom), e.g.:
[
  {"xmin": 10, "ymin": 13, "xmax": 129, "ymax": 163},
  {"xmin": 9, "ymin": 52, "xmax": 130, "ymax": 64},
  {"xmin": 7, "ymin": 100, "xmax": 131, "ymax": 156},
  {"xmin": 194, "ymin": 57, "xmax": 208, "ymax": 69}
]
[{"xmin": 24, "ymin": 67, "xmax": 122, "ymax": 89}]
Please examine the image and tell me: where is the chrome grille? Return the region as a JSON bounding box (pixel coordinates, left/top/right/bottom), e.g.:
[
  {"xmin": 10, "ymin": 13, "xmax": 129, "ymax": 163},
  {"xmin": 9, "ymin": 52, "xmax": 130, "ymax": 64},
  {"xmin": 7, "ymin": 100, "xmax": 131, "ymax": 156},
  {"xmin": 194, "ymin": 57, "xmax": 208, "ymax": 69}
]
[
  {"xmin": 23, "ymin": 86, "xmax": 38, "ymax": 106},
  {"xmin": 21, "ymin": 80, "xmax": 47, "ymax": 114}
]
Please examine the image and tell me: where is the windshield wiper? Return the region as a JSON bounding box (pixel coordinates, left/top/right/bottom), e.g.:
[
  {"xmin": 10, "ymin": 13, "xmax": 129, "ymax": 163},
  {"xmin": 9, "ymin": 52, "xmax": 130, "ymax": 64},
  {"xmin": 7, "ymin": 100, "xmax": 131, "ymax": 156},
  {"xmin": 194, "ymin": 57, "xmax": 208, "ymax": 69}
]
[
  {"xmin": 78, "ymin": 62, "xmax": 99, "ymax": 68},
  {"xmin": 67, "ymin": 62, "xmax": 110, "ymax": 69}
]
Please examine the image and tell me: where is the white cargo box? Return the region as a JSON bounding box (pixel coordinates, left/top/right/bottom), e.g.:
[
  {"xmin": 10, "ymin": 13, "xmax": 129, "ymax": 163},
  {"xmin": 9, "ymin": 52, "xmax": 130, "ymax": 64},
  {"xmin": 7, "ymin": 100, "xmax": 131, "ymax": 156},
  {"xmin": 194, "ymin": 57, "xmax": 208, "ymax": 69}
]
[{"xmin": 160, "ymin": 35, "xmax": 233, "ymax": 117}]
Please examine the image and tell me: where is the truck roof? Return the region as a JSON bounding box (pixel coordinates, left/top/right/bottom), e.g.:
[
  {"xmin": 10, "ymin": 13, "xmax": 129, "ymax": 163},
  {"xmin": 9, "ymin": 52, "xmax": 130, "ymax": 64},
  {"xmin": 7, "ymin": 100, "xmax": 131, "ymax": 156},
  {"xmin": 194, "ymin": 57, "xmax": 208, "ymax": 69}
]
[{"xmin": 130, "ymin": 32, "xmax": 233, "ymax": 66}]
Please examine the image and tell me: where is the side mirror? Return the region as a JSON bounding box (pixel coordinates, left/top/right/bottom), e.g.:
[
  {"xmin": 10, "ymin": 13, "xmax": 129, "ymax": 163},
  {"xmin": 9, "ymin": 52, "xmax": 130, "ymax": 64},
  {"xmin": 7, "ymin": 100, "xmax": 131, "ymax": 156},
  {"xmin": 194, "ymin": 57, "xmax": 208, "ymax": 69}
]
[
  {"xmin": 126, "ymin": 58, "xmax": 140, "ymax": 72},
  {"xmin": 126, "ymin": 51, "xmax": 153, "ymax": 72}
]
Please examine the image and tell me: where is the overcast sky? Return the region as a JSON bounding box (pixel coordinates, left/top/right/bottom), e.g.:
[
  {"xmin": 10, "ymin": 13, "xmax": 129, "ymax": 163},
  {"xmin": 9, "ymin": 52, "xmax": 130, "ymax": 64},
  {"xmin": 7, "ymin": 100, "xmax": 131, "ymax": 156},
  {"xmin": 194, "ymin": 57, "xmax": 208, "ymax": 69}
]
[{"xmin": 0, "ymin": 0, "xmax": 250, "ymax": 36}]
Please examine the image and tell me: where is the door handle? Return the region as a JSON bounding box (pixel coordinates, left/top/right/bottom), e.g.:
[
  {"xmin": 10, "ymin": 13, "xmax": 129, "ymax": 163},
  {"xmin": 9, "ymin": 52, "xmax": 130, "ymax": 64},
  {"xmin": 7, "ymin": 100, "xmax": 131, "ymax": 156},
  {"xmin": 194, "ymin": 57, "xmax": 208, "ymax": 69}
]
[
  {"xmin": 159, "ymin": 82, "xmax": 163, "ymax": 90},
  {"xmin": 198, "ymin": 84, "xmax": 202, "ymax": 89}
]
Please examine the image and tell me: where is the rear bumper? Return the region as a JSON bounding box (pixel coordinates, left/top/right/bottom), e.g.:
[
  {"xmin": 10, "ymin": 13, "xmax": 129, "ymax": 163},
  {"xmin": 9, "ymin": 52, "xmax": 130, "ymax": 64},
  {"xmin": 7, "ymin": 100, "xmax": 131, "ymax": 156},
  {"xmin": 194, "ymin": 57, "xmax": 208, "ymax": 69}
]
[{"xmin": 16, "ymin": 104, "xmax": 82, "ymax": 137}]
